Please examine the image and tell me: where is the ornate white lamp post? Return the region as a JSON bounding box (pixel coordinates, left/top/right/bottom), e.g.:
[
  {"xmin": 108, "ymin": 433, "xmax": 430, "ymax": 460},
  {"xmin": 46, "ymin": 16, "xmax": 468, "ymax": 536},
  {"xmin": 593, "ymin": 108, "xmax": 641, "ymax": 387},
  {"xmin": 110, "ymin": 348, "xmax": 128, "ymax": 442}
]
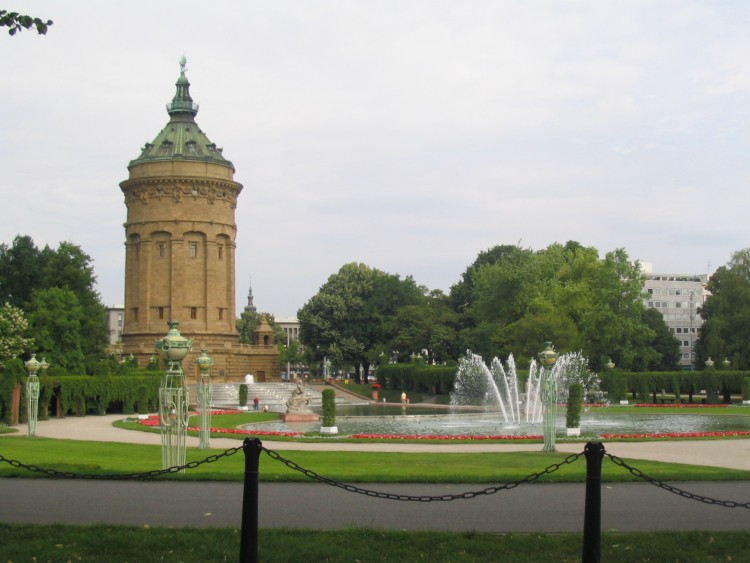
[
  {"xmin": 195, "ymin": 349, "xmax": 214, "ymax": 449},
  {"xmin": 155, "ymin": 321, "xmax": 192, "ymax": 470},
  {"xmin": 538, "ymin": 342, "xmax": 559, "ymax": 453},
  {"xmin": 24, "ymin": 354, "xmax": 48, "ymax": 436}
]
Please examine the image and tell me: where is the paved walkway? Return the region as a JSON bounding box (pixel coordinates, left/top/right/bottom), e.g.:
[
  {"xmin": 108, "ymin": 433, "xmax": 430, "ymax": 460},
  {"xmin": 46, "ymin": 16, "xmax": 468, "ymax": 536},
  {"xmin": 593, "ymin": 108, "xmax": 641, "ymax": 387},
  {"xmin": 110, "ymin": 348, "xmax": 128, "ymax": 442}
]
[{"xmin": 5, "ymin": 414, "xmax": 750, "ymax": 471}]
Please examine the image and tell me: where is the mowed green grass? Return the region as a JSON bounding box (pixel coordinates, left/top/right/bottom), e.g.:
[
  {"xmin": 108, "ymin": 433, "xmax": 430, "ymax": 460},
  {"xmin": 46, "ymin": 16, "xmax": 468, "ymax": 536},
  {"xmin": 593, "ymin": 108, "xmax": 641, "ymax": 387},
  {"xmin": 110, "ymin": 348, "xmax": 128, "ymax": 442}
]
[
  {"xmin": 1, "ymin": 525, "xmax": 749, "ymax": 562},
  {"xmin": 1, "ymin": 436, "xmax": 750, "ymax": 482}
]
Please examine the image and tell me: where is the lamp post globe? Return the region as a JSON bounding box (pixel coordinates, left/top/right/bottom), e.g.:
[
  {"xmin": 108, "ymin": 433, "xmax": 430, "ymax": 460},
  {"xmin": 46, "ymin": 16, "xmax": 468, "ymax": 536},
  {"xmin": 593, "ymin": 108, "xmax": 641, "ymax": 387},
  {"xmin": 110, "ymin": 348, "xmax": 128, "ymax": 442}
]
[
  {"xmin": 538, "ymin": 342, "xmax": 558, "ymax": 453},
  {"xmin": 155, "ymin": 321, "xmax": 193, "ymax": 470}
]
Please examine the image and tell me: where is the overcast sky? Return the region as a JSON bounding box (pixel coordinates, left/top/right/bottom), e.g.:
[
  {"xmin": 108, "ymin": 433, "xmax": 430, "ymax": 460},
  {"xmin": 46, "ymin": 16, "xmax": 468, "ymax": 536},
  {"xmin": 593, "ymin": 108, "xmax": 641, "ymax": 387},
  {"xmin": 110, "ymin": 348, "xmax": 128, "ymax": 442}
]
[{"xmin": 2, "ymin": 1, "xmax": 749, "ymax": 317}]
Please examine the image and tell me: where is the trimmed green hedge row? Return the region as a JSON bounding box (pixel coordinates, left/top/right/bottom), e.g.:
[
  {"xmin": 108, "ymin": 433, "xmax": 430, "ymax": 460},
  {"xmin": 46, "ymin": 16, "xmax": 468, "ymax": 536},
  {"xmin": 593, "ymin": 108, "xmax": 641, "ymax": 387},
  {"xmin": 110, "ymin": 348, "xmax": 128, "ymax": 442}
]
[
  {"xmin": 599, "ymin": 370, "xmax": 750, "ymax": 404},
  {"xmin": 31, "ymin": 374, "xmax": 161, "ymax": 419},
  {"xmin": 376, "ymin": 363, "xmax": 457, "ymax": 395}
]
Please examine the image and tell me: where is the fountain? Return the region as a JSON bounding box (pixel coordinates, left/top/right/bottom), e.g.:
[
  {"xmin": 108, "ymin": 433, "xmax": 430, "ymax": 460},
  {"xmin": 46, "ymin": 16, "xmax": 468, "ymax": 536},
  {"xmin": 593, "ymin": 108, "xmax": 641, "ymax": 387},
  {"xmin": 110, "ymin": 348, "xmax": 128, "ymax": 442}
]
[{"xmin": 450, "ymin": 349, "xmax": 602, "ymax": 426}]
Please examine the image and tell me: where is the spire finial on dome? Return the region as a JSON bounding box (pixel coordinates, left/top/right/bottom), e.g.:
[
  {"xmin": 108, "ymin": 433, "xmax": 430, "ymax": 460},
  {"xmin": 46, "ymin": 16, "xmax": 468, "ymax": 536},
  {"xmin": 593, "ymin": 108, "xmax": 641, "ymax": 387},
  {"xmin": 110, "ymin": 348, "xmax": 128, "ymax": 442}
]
[{"xmin": 167, "ymin": 56, "xmax": 198, "ymax": 118}]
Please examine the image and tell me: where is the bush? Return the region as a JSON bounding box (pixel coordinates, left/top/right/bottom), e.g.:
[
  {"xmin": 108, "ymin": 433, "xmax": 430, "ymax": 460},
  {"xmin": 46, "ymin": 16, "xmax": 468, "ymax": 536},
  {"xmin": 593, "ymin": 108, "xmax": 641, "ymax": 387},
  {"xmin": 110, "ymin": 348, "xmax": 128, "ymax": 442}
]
[
  {"xmin": 743, "ymin": 377, "xmax": 750, "ymax": 401},
  {"xmin": 239, "ymin": 384, "xmax": 248, "ymax": 407},
  {"xmin": 566, "ymin": 383, "xmax": 583, "ymax": 429},
  {"xmin": 321, "ymin": 388, "xmax": 336, "ymax": 427}
]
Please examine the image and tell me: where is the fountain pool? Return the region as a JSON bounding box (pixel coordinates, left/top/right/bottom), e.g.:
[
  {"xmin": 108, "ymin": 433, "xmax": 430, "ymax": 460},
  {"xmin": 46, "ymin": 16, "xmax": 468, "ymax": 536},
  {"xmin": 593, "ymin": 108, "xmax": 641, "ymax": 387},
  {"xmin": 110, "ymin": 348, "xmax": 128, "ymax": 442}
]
[{"xmin": 241, "ymin": 406, "xmax": 750, "ymax": 437}]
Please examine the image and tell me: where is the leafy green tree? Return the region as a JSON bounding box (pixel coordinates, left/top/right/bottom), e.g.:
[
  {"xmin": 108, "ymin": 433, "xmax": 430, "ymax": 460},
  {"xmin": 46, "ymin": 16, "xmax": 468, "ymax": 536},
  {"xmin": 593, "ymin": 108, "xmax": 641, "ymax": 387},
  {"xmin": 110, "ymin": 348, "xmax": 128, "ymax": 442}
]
[
  {"xmin": 0, "ymin": 10, "xmax": 52, "ymax": 35},
  {"xmin": 0, "ymin": 236, "xmax": 108, "ymax": 367},
  {"xmin": 26, "ymin": 287, "xmax": 85, "ymax": 373},
  {"xmin": 390, "ymin": 290, "xmax": 459, "ymax": 364},
  {"xmin": 642, "ymin": 307, "xmax": 681, "ymax": 370},
  {"xmin": 298, "ymin": 263, "xmax": 425, "ymax": 382},
  {"xmin": 696, "ymin": 248, "xmax": 750, "ymax": 369},
  {"xmin": 0, "ymin": 235, "xmax": 43, "ymax": 308},
  {"xmin": 0, "ymin": 302, "xmax": 33, "ymax": 367}
]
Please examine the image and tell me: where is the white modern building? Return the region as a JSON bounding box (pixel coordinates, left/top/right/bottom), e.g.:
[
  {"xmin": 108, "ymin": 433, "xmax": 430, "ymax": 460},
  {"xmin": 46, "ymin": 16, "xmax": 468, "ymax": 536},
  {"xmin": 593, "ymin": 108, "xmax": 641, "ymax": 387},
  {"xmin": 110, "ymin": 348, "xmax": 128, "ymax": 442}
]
[
  {"xmin": 640, "ymin": 262, "xmax": 709, "ymax": 369},
  {"xmin": 105, "ymin": 305, "xmax": 125, "ymax": 346}
]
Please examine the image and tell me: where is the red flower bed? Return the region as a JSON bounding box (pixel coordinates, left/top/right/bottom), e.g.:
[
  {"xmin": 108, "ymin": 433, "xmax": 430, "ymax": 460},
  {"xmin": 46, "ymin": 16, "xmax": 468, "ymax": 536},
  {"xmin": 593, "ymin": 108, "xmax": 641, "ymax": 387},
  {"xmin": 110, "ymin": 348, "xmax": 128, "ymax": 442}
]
[
  {"xmin": 633, "ymin": 404, "xmax": 729, "ymax": 408},
  {"xmin": 350, "ymin": 433, "xmax": 544, "ymax": 441},
  {"xmin": 601, "ymin": 430, "xmax": 750, "ymax": 439}
]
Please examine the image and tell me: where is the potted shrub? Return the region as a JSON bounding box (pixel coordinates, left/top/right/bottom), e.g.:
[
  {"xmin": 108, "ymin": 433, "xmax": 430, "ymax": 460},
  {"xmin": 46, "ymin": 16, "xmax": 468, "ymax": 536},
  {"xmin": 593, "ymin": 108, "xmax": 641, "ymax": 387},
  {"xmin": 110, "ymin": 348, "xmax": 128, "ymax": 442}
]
[
  {"xmin": 371, "ymin": 383, "xmax": 381, "ymax": 401},
  {"xmin": 566, "ymin": 382, "xmax": 583, "ymax": 436},
  {"xmin": 320, "ymin": 388, "xmax": 337, "ymax": 435}
]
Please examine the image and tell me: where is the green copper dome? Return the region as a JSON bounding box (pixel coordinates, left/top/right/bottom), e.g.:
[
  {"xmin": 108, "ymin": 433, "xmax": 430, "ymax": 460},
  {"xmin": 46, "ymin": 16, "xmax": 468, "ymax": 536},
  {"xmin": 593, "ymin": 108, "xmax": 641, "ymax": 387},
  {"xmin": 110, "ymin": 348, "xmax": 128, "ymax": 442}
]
[{"xmin": 130, "ymin": 57, "xmax": 234, "ymax": 170}]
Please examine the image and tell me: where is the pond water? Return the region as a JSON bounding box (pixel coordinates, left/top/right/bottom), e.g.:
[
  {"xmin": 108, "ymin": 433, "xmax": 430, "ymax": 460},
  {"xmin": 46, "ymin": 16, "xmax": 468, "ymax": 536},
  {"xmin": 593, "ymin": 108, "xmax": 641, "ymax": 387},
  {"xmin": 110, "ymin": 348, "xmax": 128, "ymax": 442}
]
[{"xmin": 242, "ymin": 405, "xmax": 750, "ymax": 437}]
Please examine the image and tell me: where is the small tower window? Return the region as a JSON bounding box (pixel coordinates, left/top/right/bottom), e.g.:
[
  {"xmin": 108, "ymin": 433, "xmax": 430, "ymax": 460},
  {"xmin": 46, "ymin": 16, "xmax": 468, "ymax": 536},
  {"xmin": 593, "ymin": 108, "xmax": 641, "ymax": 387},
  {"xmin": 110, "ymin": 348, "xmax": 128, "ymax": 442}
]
[
  {"xmin": 158, "ymin": 243, "xmax": 166, "ymax": 258},
  {"xmin": 190, "ymin": 307, "xmax": 197, "ymax": 320},
  {"xmin": 132, "ymin": 308, "xmax": 138, "ymax": 321},
  {"xmin": 189, "ymin": 242, "xmax": 198, "ymax": 258},
  {"xmin": 158, "ymin": 307, "xmax": 164, "ymax": 320},
  {"xmin": 218, "ymin": 308, "xmax": 224, "ymax": 321},
  {"xmin": 218, "ymin": 245, "xmax": 223, "ymax": 260}
]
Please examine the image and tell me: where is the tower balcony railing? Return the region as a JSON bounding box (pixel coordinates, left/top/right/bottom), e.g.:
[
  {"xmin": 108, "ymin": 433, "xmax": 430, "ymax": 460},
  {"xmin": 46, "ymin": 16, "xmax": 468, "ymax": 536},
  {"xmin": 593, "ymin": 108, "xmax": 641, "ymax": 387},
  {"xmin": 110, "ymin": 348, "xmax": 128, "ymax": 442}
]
[{"xmin": 166, "ymin": 101, "xmax": 199, "ymax": 112}]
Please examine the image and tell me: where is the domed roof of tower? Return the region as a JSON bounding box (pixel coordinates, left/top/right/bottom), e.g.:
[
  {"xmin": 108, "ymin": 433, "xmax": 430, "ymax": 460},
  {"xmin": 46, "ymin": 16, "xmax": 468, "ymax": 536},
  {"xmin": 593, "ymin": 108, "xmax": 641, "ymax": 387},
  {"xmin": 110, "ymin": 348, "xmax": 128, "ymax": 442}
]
[{"xmin": 129, "ymin": 57, "xmax": 234, "ymax": 171}]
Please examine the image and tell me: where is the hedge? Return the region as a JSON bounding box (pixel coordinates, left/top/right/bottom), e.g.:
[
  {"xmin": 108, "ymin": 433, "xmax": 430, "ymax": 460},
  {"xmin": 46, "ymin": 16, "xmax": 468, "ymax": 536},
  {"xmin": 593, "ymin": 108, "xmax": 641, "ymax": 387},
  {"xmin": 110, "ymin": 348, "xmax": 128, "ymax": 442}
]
[
  {"xmin": 599, "ymin": 370, "xmax": 750, "ymax": 404},
  {"xmin": 14, "ymin": 374, "xmax": 162, "ymax": 420}
]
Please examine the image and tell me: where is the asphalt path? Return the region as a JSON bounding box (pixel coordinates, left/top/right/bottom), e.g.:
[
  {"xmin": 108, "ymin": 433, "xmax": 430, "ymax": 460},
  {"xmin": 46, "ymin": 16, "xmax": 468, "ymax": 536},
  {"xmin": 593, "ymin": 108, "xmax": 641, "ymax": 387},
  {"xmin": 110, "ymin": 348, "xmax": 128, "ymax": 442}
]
[{"xmin": 0, "ymin": 478, "xmax": 748, "ymax": 532}]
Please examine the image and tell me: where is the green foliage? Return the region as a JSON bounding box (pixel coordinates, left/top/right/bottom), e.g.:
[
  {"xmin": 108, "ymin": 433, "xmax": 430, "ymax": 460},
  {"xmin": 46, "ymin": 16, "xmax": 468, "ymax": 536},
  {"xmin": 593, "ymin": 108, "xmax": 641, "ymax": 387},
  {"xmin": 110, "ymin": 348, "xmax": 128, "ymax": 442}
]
[
  {"xmin": 0, "ymin": 236, "xmax": 108, "ymax": 370},
  {"xmin": 238, "ymin": 384, "xmax": 248, "ymax": 407},
  {"xmin": 451, "ymin": 243, "xmax": 667, "ymax": 372},
  {"xmin": 377, "ymin": 363, "xmax": 456, "ymax": 395},
  {"xmin": 27, "ymin": 287, "xmax": 86, "ymax": 374},
  {"xmin": 565, "ymin": 383, "xmax": 583, "ymax": 428},
  {"xmin": 299, "ymin": 263, "xmax": 426, "ymax": 382},
  {"xmin": 696, "ymin": 248, "xmax": 750, "ymax": 369},
  {"xmin": 321, "ymin": 388, "xmax": 336, "ymax": 426},
  {"xmin": 0, "ymin": 358, "xmax": 25, "ymax": 424},
  {"xmin": 743, "ymin": 377, "xmax": 750, "ymax": 401},
  {"xmin": 0, "ymin": 10, "xmax": 52, "ymax": 35},
  {"xmin": 0, "ymin": 302, "xmax": 32, "ymax": 367}
]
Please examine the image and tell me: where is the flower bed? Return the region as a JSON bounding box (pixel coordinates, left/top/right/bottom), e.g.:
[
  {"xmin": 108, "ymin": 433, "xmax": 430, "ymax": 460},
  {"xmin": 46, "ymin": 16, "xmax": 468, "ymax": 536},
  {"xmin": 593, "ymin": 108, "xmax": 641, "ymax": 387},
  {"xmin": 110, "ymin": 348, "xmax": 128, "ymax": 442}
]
[{"xmin": 633, "ymin": 403, "xmax": 730, "ymax": 408}]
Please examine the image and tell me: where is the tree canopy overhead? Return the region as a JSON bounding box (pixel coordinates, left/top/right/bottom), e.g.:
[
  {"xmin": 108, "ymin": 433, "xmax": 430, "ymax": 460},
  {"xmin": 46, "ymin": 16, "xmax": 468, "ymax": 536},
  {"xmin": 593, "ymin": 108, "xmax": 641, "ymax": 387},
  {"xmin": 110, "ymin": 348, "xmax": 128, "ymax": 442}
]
[{"xmin": 0, "ymin": 10, "xmax": 52, "ymax": 36}]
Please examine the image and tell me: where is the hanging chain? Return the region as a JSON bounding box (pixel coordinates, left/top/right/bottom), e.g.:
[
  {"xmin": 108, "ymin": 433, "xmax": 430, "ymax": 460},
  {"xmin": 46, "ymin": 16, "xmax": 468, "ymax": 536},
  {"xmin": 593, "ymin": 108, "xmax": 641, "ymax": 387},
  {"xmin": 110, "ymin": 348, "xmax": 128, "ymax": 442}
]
[
  {"xmin": 261, "ymin": 446, "xmax": 584, "ymax": 502},
  {"xmin": 0, "ymin": 445, "xmax": 242, "ymax": 480},
  {"xmin": 606, "ymin": 452, "xmax": 750, "ymax": 509}
]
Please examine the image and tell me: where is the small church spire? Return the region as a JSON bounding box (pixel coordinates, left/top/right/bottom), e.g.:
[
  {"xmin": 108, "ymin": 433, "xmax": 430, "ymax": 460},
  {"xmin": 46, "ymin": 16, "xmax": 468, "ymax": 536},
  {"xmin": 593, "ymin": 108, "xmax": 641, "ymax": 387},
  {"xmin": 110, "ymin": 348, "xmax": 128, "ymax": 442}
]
[{"xmin": 244, "ymin": 280, "xmax": 257, "ymax": 314}]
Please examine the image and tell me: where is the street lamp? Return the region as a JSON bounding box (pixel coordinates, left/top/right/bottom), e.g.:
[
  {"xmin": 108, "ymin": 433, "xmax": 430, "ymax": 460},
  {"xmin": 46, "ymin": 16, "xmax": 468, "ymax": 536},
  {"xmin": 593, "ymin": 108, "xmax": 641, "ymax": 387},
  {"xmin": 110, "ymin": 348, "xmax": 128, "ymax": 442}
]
[
  {"xmin": 195, "ymin": 349, "xmax": 214, "ymax": 449},
  {"xmin": 24, "ymin": 354, "xmax": 48, "ymax": 436},
  {"xmin": 155, "ymin": 321, "xmax": 192, "ymax": 470},
  {"xmin": 538, "ymin": 342, "xmax": 558, "ymax": 453}
]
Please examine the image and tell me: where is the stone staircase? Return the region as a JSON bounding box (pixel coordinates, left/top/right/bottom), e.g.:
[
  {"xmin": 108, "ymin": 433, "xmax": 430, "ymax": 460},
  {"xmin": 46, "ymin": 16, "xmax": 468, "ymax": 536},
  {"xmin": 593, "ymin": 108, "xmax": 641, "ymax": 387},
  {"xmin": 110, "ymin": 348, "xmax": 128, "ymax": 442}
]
[{"xmin": 187, "ymin": 382, "xmax": 368, "ymax": 412}]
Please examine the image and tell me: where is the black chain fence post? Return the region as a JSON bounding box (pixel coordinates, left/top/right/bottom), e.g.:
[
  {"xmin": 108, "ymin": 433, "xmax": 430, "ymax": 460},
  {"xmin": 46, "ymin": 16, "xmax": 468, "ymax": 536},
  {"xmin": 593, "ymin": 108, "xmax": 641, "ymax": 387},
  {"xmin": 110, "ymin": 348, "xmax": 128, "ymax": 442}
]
[
  {"xmin": 240, "ymin": 437, "xmax": 263, "ymax": 563},
  {"xmin": 582, "ymin": 441, "xmax": 605, "ymax": 563}
]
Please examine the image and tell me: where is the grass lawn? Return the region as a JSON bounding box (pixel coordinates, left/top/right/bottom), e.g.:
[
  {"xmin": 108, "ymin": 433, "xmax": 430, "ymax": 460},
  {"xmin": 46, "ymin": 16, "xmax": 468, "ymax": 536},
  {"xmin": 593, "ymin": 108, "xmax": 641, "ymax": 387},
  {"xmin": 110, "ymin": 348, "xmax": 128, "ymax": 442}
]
[
  {"xmin": 1, "ymin": 436, "xmax": 750, "ymax": 483},
  {"xmin": 1, "ymin": 524, "xmax": 748, "ymax": 562}
]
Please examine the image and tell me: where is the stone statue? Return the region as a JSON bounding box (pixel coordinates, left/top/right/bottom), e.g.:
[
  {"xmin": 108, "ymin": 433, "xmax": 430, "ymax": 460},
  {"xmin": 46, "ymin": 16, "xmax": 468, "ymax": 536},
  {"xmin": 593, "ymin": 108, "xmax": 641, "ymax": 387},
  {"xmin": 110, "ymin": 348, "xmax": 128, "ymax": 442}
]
[{"xmin": 286, "ymin": 379, "xmax": 311, "ymax": 414}]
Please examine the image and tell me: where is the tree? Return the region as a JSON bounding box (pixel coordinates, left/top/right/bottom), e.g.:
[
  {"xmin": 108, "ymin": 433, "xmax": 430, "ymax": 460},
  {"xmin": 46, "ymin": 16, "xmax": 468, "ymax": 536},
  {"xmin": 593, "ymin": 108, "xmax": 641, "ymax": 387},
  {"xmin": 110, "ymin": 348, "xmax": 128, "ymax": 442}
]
[
  {"xmin": 298, "ymin": 263, "xmax": 425, "ymax": 382},
  {"xmin": 0, "ymin": 236, "xmax": 109, "ymax": 367},
  {"xmin": 696, "ymin": 248, "xmax": 750, "ymax": 369},
  {"xmin": 390, "ymin": 291, "xmax": 459, "ymax": 364},
  {"xmin": 0, "ymin": 10, "xmax": 52, "ymax": 35},
  {"xmin": 0, "ymin": 235, "xmax": 43, "ymax": 308},
  {"xmin": 0, "ymin": 302, "xmax": 33, "ymax": 367},
  {"xmin": 26, "ymin": 287, "xmax": 85, "ymax": 373},
  {"xmin": 642, "ymin": 307, "xmax": 681, "ymax": 371}
]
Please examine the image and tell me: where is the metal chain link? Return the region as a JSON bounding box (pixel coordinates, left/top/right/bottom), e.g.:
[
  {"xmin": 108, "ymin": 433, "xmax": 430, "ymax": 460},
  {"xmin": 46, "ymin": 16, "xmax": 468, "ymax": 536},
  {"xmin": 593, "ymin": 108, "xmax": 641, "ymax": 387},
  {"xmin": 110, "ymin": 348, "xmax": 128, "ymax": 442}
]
[
  {"xmin": 262, "ymin": 446, "xmax": 584, "ymax": 502},
  {"xmin": 0, "ymin": 446, "xmax": 242, "ymax": 480},
  {"xmin": 605, "ymin": 452, "xmax": 750, "ymax": 509}
]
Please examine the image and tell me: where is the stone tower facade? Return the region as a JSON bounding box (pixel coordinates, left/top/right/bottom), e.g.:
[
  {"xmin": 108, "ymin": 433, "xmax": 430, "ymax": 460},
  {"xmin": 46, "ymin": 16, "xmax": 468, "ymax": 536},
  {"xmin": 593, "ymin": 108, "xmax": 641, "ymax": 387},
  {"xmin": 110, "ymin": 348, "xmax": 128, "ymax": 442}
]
[{"xmin": 119, "ymin": 59, "xmax": 279, "ymax": 381}]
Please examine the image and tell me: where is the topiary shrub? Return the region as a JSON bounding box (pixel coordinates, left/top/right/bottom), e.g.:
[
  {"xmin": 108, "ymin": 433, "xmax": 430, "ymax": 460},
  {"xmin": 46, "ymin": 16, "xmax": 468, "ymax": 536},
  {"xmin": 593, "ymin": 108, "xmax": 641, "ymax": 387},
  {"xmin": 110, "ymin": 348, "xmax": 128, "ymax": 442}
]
[
  {"xmin": 742, "ymin": 377, "xmax": 750, "ymax": 401},
  {"xmin": 239, "ymin": 384, "xmax": 248, "ymax": 407},
  {"xmin": 321, "ymin": 388, "xmax": 336, "ymax": 427},
  {"xmin": 566, "ymin": 383, "xmax": 583, "ymax": 429}
]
